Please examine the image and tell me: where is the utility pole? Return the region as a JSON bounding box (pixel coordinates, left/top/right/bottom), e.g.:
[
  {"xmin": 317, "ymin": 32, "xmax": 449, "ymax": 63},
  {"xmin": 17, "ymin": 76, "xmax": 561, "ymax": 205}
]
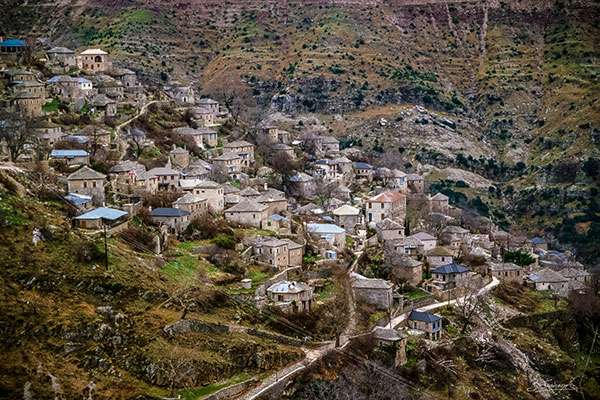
[{"xmin": 103, "ymin": 224, "xmax": 109, "ymax": 270}]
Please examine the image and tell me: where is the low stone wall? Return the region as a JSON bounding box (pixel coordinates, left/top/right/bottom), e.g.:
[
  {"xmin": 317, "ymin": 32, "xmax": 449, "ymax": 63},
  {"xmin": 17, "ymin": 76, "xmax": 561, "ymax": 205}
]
[
  {"xmin": 247, "ymin": 328, "xmax": 309, "ymax": 348},
  {"xmin": 204, "ymin": 377, "xmax": 258, "ymax": 400},
  {"xmin": 163, "ymin": 319, "xmax": 229, "ymax": 336},
  {"xmin": 107, "ymin": 221, "xmax": 128, "ymax": 236},
  {"xmin": 302, "ymin": 268, "xmax": 332, "ymax": 281}
]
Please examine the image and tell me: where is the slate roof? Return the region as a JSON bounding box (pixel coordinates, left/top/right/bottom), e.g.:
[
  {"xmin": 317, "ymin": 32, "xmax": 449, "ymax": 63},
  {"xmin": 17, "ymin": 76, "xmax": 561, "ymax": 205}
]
[
  {"xmin": 333, "ymin": 204, "xmax": 360, "ymax": 216},
  {"xmin": 406, "ymin": 174, "xmax": 423, "ymax": 181},
  {"xmin": 110, "ymin": 160, "xmax": 146, "ymax": 175},
  {"xmin": 411, "ymin": 232, "xmax": 436, "ymax": 241},
  {"xmin": 225, "ymin": 199, "xmax": 268, "ymax": 213},
  {"xmin": 75, "ymin": 207, "xmax": 127, "ymax": 221},
  {"xmin": 368, "ymin": 190, "xmax": 406, "ymax": 203},
  {"xmin": 151, "ymin": 208, "xmax": 190, "ymax": 217},
  {"xmin": 90, "ymin": 94, "xmax": 116, "ymax": 106},
  {"xmin": 320, "ymin": 136, "xmax": 339, "ymax": 144},
  {"xmin": 267, "ymin": 214, "xmax": 290, "ymax": 222},
  {"xmin": 489, "ymin": 262, "xmax": 521, "ymax": 272},
  {"xmin": 395, "ymin": 253, "xmax": 423, "ymax": 268},
  {"xmin": 174, "ymin": 193, "xmax": 206, "ymax": 205},
  {"xmin": 148, "ymin": 167, "xmax": 180, "ymax": 176},
  {"xmin": 529, "ymin": 268, "xmax": 568, "ymax": 283},
  {"xmin": 198, "ymin": 98, "xmax": 218, "ymax": 104},
  {"xmin": 65, "ymin": 193, "xmax": 92, "ymax": 205},
  {"xmin": 432, "ymin": 263, "xmax": 469, "ymax": 274},
  {"xmin": 170, "ymin": 146, "xmax": 188, "ymax": 154},
  {"xmin": 224, "ymin": 140, "xmax": 253, "ymax": 148},
  {"xmin": 223, "ymin": 183, "xmax": 240, "ymax": 194},
  {"xmin": 558, "ymin": 268, "xmax": 591, "ymax": 279},
  {"xmin": 409, "ymin": 311, "xmax": 441, "ymax": 323},
  {"xmin": 442, "ymin": 225, "xmax": 469, "ymax": 234},
  {"xmin": 289, "ymin": 172, "xmax": 314, "ymax": 182},
  {"xmin": 80, "ymin": 48, "xmax": 107, "ymax": 55},
  {"xmin": 431, "ymin": 193, "xmax": 449, "ymax": 201},
  {"xmin": 355, "ymin": 162, "xmax": 373, "ymax": 169},
  {"xmin": 373, "ymin": 326, "xmax": 406, "ymax": 342},
  {"xmin": 194, "ymin": 180, "xmax": 221, "ymax": 189},
  {"xmin": 173, "ymin": 127, "xmax": 201, "ymax": 135},
  {"xmin": 67, "ymin": 166, "xmax": 106, "ymax": 180},
  {"xmin": 376, "ymin": 218, "xmax": 403, "ymax": 230},
  {"xmin": 214, "ymin": 152, "xmax": 241, "ymax": 161},
  {"xmin": 427, "ymin": 247, "xmax": 455, "ymax": 257},
  {"xmin": 351, "ymin": 276, "xmax": 393, "ymax": 289},
  {"xmin": 239, "ymin": 187, "xmax": 261, "ymax": 197}
]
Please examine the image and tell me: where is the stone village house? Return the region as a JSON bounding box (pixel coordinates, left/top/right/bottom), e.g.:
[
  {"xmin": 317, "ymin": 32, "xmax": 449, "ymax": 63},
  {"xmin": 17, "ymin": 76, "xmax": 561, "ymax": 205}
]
[
  {"xmin": 266, "ymin": 281, "xmax": 313, "ymax": 312},
  {"xmin": 67, "ymin": 166, "xmax": 106, "ymax": 204}
]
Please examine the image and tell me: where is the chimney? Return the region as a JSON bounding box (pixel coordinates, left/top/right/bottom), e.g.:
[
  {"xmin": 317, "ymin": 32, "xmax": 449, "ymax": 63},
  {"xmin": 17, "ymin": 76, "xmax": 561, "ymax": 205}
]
[{"xmin": 264, "ymin": 182, "xmax": 268, "ymax": 191}]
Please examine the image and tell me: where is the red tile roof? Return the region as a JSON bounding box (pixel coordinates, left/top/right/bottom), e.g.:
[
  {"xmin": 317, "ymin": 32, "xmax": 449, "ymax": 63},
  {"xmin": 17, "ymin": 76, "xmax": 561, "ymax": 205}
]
[{"xmin": 368, "ymin": 190, "xmax": 406, "ymax": 203}]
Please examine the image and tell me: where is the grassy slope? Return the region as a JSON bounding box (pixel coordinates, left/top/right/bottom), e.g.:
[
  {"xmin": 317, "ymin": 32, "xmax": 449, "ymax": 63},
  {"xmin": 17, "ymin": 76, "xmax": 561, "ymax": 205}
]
[{"xmin": 0, "ymin": 181, "xmax": 301, "ymax": 399}]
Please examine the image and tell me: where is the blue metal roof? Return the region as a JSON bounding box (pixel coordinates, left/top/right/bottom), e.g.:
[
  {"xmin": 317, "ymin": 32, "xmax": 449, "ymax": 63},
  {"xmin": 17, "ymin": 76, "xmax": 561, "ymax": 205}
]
[
  {"xmin": 432, "ymin": 263, "xmax": 469, "ymax": 274},
  {"xmin": 151, "ymin": 208, "xmax": 190, "ymax": 217},
  {"xmin": 409, "ymin": 311, "xmax": 441, "ymax": 323},
  {"xmin": 0, "ymin": 39, "xmax": 28, "ymax": 47},
  {"xmin": 65, "ymin": 193, "xmax": 92, "ymax": 205},
  {"xmin": 355, "ymin": 162, "xmax": 373, "ymax": 169},
  {"xmin": 50, "ymin": 149, "xmax": 89, "ymax": 158},
  {"xmin": 268, "ymin": 214, "xmax": 289, "ymax": 221},
  {"xmin": 75, "ymin": 207, "xmax": 127, "ymax": 221},
  {"xmin": 531, "ymin": 237, "xmax": 547, "ymax": 244},
  {"xmin": 307, "ymin": 223, "xmax": 345, "ymax": 234}
]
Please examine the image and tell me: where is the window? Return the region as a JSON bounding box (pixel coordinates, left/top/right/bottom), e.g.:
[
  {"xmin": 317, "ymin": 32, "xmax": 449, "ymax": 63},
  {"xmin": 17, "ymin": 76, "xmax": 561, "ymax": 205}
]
[{"xmin": 83, "ymin": 182, "xmax": 87, "ymax": 188}]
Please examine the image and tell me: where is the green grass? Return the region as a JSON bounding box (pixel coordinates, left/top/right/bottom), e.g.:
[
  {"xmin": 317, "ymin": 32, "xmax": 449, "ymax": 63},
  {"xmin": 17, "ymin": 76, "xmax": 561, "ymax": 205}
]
[
  {"xmin": 161, "ymin": 255, "xmax": 200, "ymax": 283},
  {"xmin": 177, "ymin": 372, "xmax": 267, "ymax": 400},
  {"xmin": 317, "ymin": 279, "xmax": 336, "ymax": 301},
  {"xmin": 42, "ymin": 98, "xmax": 59, "ymax": 112},
  {"xmin": 405, "ymin": 290, "xmax": 429, "ymax": 300}
]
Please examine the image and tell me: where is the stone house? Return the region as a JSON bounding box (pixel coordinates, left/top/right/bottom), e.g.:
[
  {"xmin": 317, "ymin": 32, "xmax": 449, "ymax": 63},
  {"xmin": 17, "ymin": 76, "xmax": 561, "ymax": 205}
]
[
  {"xmin": 109, "ymin": 160, "xmax": 146, "ymax": 194},
  {"xmin": 559, "ymin": 268, "xmax": 591, "ymax": 286},
  {"xmin": 147, "ymin": 166, "xmax": 180, "ymax": 192},
  {"xmin": 376, "ymin": 218, "xmax": 404, "ymax": 242},
  {"xmin": 36, "ymin": 120, "xmax": 65, "ymax": 146},
  {"xmin": 354, "ymin": 162, "xmax": 373, "ymax": 182},
  {"xmin": 168, "ymin": 86, "xmax": 195, "ymax": 106},
  {"xmin": 223, "ymin": 140, "xmax": 255, "ymax": 167},
  {"xmin": 392, "ymin": 253, "xmax": 423, "ymax": 286},
  {"xmin": 387, "ymin": 169, "xmax": 408, "ymax": 192},
  {"xmin": 266, "ymin": 281, "xmax": 313, "ymax": 312},
  {"xmin": 313, "ymin": 159, "xmax": 341, "ymax": 181},
  {"xmin": 256, "ymin": 190, "xmax": 288, "ymax": 216},
  {"xmin": 74, "ymin": 207, "xmax": 128, "ymax": 230},
  {"xmin": 97, "ymin": 80, "xmax": 124, "ymax": 100},
  {"xmin": 67, "ymin": 166, "xmax": 106, "ymax": 204},
  {"xmin": 135, "ymin": 171, "xmax": 158, "ymax": 194},
  {"xmin": 409, "ymin": 232, "xmax": 437, "ymax": 252},
  {"xmin": 430, "ymin": 263, "xmax": 470, "ymax": 290},
  {"xmin": 197, "ymin": 127, "xmax": 218, "ymax": 147},
  {"xmin": 429, "ymin": 193, "xmax": 449, "ymax": 214},
  {"xmin": 197, "ymin": 98, "xmax": 219, "ymax": 116},
  {"xmin": 14, "ymin": 80, "xmax": 45, "ymax": 100},
  {"xmin": 170, "ymin": 145, "xmax": 190, "ymax": 168},
  {"xmin": 189, "ymin": 107, "xmax": 215, "ymax": 127},
  {"xmin": 408, "ymin": 311, "xmax": 442, "ymax": 340},
  {"xmin": 390, "ymin": 237, "xmax": 425, "ymax": 257},
  {"xmin": 11, "ymin": 91, "xmax": 43, "ymax": 117},
  {"xmin": 225, "ymin": 199, "xmax": 269, "ymax": 228},
  {"xmin": 261, "ymin": 214, "xmax": 291, "ymax": 235},
  {"xmin": 187, "ymin": 180, "xmax": 224, "ymax": 213},
  {"xmin": 527, "ymin": 268, "xmax": 569, "ymax": 296},
  {"xmin": 113, "ymin": 68, "xmax": 136, "ymax": 88},
  {"xmin": 366, "ymin": 190, "xmax": 406, "ymax": 225},
  {"xmin": 320, "ymin": 136, "xmax": 340, "ymax": 153},
  {"xmin": 284, "ymin": 239, "xmax": 304, "ymax": 266},
  {"xmin": 253, "ymin": 238, "xmax": 290, "ymax": 268},
  {"xmin": 440, "ymin": 225, "xmax": 470, "ymax": 246},
  {"xmin": 351, "ymin": 273, "xmax": 393, "ymax": 310},
  {"xmin": 79, "ymin": 49, "xmax": 109, "ymax": 72},
  {"xmin": 90, "ymin": 94, "xmax": 117, "ymax": 117},
  {"xmin": 372, "ymin": 327, "xmax": 408, "ymax": 367},
  {"xmin": 46, "ymin": 76, "xmax": 93, "ymax": 99},
  {"xmin": 0, "ymin": 39, "xmax": 29, "ymax": 61},
  {"xmin": 174, "ymin": 127, "xmax": 204, "ymax": 148},
  {"xmin": 530, "ymin": 237, "xmax": 549, "ymax": 252},
  {"xmin": 50, "ymin": 149, "xmax": 89, "ymax": 166},
  {"xmin": 213, "ymin": 152, "xmax": 243, "ymax": 174},
  {"xmin": 489, "ymin": 262, "xmax": 523, "ymax": 283},
  {"xmin": 333, "ymin": 204, "xmax": 362, "ymax": 233},
  {"xmin": 426, "ymin": 246, "xmax": 455, "ymax": 267},
  {"xmin": 173, "ymin": 193, "xmax": 208, "ymax": 219},
  {"xmin": 3, "ymin": 69, "xmax": 34, "ymax": 83},
  {"xmin": 406, "ymin": 174, "xmax": 425, "ymax": 193},
  {"xmin": 335, "ymin": 156, "xmax": 353, "ymax": 176},
  {"xmin": 151, "ymin": 208, "xmax": 191, "ymax": 233},
  {"xmin": 239, "ymin": 187, "xmax": 261, "ymax": 200},
  {"xmin": 273, "ymin": 143, "xmax": 294, "ymax": 159},
  {"xmin": 182, "ymin": 164, "xmax": 210, "ymax": 181},
  {"xmin": 47, "ymin": 47, "xmax": 77, "ymax": 66},
  {"xmin": 306, "ymin": 223, "xmax": 346, "ymax": 248},
  {"xmin": 287, "ymin": 173, "xmax": 316, "ymax": 199}
]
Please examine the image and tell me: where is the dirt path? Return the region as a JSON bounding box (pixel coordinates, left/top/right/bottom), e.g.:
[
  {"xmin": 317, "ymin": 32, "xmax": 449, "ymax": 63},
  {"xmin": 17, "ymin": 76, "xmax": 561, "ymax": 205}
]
[
  {"xmin": 390, "ymin": 276, "xmax": 499, "ymax": 328},
  {"xmin": 115, "ymin": 100, "xmax": 164, "ymax": 161}
]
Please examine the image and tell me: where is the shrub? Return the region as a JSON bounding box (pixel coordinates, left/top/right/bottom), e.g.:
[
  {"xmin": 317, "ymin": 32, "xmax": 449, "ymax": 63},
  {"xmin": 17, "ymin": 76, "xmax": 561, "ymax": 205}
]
[{"xmin": 211, "ymin": 233, "xmax": 236, "ymax": 250}]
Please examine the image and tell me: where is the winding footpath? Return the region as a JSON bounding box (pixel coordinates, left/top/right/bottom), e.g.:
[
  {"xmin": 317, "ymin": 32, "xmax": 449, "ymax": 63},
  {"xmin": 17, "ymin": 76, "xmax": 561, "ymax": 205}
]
[{"xmin": 390, "ymin": 276, "xmax": 500, "ymax": 329}]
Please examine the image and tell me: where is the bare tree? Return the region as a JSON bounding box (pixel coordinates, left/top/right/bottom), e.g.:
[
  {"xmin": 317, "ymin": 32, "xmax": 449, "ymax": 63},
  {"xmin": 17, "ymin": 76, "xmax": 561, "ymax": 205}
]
[
  {"xmin": 210, "ymin": 164, "xmax": 229, "ymax": 184},
  {"xmin": 454, "ymin": 282, "xmax": 487, "ymax": 334},
  {"xmin": 80, "ymin": 124, "xmax": 105, "ymax": 158},
  {"xmin": 128, "ymin": 126, "xmax": 146, "ymax": 158},
  {"xmin": 314, "ymin": 177, "xmax": 338, "ymax": 210},
  {"xmin": 0, "ymin": 109, "xmax": 39, "ymax": 162}
]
